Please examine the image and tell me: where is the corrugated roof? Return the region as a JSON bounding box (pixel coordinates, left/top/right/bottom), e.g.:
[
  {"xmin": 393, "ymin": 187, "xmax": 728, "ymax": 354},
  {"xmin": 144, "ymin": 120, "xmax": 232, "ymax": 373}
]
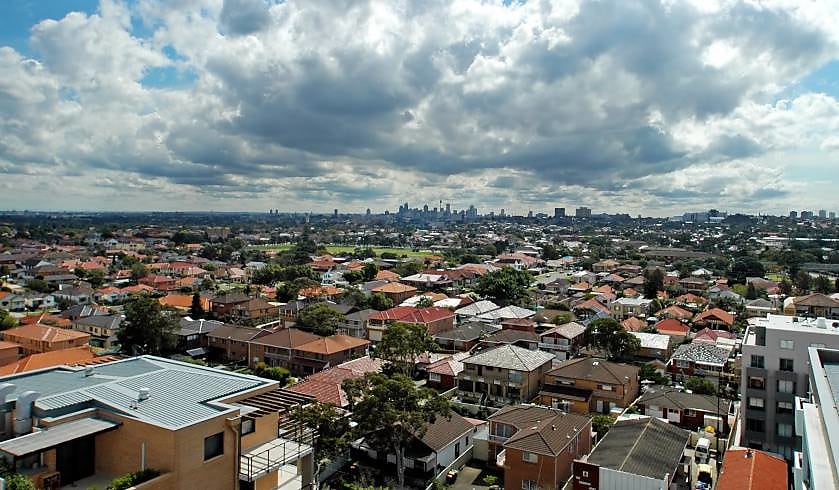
[
  {"xmin": 0, "ymin": 418, "xmax": 119, "ymax": 457},
  {"xmin": 586, "ymin": 417, "xmax": 689, "ymax": 479}
]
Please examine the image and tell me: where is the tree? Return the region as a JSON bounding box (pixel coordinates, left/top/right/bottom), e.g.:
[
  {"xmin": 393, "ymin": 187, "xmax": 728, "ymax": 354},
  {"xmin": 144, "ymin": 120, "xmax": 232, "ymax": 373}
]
[
  {"xmin": 0, "ymin": 309, "xmax": 17, "ymax": 330},
  {"xmin": 779, "ymin": 279, "xmax": 793, "ymax": 296},
  {"xmin": 475, "ymin": 266, "xmax": 532, "ymax": 306},
  {"xmin": 26, "ymin": 278, "xmax": 51, "ymax": 293},
  {"xmin": 584, "ymin": 318, "xmax": 640, "ymax": 361},
  {"xmin": 415, "ymin": 296, "xmax": 435, "ymax": 308},
  {"xmin": 745, "ymin": 282, "xmax": 758, "ymax": 300},
  {"xmin": 835, "ymin": 278, "xmax": 839, "ymax": 293},
  {"xmin": 297, "ymin": 303, "xmax": 345, "ymax": 336},
  {"xmin": 130, "ymin": 262, "xmax": 148, "ymax": 279},
  {"xmin": 814, "ymin": 275, "xmax": 832, "ymax": 294},
  {"xmin": 639, "ymin": 363, "xmax": 669, "ymax": 385},
  {"xmin": 342, "ymin": 270, "xmax": 364, "ymax": 284},
  {"xmin": 369, "ymin": 292, "xmax": 394, "ymax": 311},
  {"xmin": 362, "ymin": 263, "xmax": 379, "ymax": 282},
  {"xmin": 685, "ymin": 376, "xmax": 716, "ymax": 395},
  {"xmin": 252, "ymin": 362, "xmax": 292, "ymax": 385},
  {"xmin": 291, "ymin": 403, "xmax": 352, "ymax": 486},
  {"xmin": 344, "ymin": 373, "xmax": 450, "ymax": 489},
  {"xmin": 552, "ymin": 311, "xmax": 574, "ymax": 325},
  {"xmin": 190, "ymin": 292, "xmax": 204, "ymax": 319},
  {"xmin": 728, "ymin": 255, "xmax": 765, "ymax": 285},
  {"xmin": 794, "ymin": 270, "xmax": 811, "ymax": 292},
  {"xmin": 117, "ymin": 295, "xmax": 178, "ymax": 355},
  {"xmin": 643, "ymin": 268, "xmax": 664, "ymax": 299},
  {"xmin": 375, "ymin": 323, "xmax": 436, "ymax": 377},
  {"xmin": 541, "ymin": 244, "xmax": 561, "ymax": 261},
  {"xmin": 590, "ymin": 414, "xmax": 616, "ymax": 437}
]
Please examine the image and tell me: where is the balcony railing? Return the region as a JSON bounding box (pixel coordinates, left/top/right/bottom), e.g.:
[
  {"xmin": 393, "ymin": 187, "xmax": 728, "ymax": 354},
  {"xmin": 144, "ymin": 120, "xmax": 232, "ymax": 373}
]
[
  {"xmin": 488, "ymin": 434, "xmax": 509, "ymax": 444},
  {"xmin": 239, "ymin": 428, "xmax": 315, "ymax": 482}
]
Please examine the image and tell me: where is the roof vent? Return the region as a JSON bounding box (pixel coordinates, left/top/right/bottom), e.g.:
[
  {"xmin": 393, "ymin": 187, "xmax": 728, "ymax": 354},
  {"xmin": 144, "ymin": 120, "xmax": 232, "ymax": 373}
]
[
  {"xmin": 592, "ymin": 361, "xmax": 599, "ymax": 366},
  {"xmin": 138, "ymin": 387, "xmax": 150, "ymax": 401},
  {"xmin": 552, "ymin": 425, "xmax": 557, "ymax": 431},
  {"xmin": 84, "ymin": 367, "xmax": 95, "ymax": 377}
]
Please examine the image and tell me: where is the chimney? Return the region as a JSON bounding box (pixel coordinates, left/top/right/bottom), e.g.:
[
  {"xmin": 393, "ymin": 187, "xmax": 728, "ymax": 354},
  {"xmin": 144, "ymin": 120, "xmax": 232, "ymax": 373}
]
[
  {"xmin": 138, "ymin": 387, "xmax": 150, "ymax": 401},
  {"xmin": 745, "ymin": 448, "xmax": 753, "ymax": 458},
  {"xmin": 14, "ymin": 391, "xmax": 40, "ymax": 436}
]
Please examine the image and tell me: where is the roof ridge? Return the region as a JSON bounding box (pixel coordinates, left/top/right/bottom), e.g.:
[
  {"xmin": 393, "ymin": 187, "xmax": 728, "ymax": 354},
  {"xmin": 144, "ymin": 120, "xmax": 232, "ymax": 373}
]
[{"xmin": 618, "ymin": 418, "xmax": 652, "ymax": 471}]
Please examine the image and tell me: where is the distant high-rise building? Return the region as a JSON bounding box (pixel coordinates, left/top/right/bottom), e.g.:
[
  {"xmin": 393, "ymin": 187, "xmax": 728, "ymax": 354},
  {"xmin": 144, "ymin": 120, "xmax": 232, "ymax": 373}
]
[
  {"xmin": 802, "ymin": 211, "xmax": 814, "ymax": 219},
  {"xmin": 554, "ymin": 207, "xmax": 566, "ymax": 219},
  {"xmin": 527, "ymin": 210, "xmax": 533, "ymax": 218},
  {"xmin": 423, "ymin": 204, "xmax": 429, "ymax": 213},
  {"xmin": 333, "ymin": 209, "xmax": 338, "ymax": 217},
  {"xmin": 819, "ymin": 209, "xmax": 827, "ymax": 219},
  {"xmin": 500, "ymin": 209, "xmax": 505, "ymax": 217},
  {"xmin": 830, "ymin": 211, "xmax": 836, "ymax": 220},
  {"xmin": 789, "ymin": 211, "xmax": 798, "ymax": 219},
  {"xmin": 575, "ymin": 206, "xmax": 592, "ymax": 218},
  {"xmin": 445, "ymin": 203, "xmax": 451, "ymax": 215},
  {"xmin": 366, "ymin": 208, "xmax": 371, "ymax": 216}
]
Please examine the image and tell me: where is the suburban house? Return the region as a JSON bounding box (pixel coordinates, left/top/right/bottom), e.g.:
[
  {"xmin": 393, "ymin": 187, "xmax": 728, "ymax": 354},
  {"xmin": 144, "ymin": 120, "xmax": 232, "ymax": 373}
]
[
  {"xmin": 630, "ymin": 332, "xmax": 673, "ymax": 364},
  {"xmin": 0, "ymin": 356, "xmax": 317, "ymax": 490},
  {"xmin": 336, "ymin": 308, "xmax": 374, "ymax": 338},
  {"xmin": 354, "ymin": 412, "xmax": 476, "ymax": 484},
  {"xmin": 230, "ymin": 297, "xmax": 280, "ymax": 323},
  {"xmin": 693, "ymin": 308, "xmax": 736, "ymax": 330},
  {"xmin": 592, "ymin": 259, "xmax": 620, "ymax": 273},
  {"xmin": 572, "ymin": 417, "xmax": 690, "ymax": 490},
  {"xmin": 610, "ymin": 297, "xmax": 653, "ymax": 320},
  {"xmin": 692, "ymin": 327, "xmax": 736, "ymax": 345},
  {"xmin": 784, "ymin": 293, "xmax": 839, "ymax": 319},
  {"xmin": 433, "ymin": 322, "xmax": 499, "ymax": 352},
  {"xmin": 205, "ymin": 324, "xmax": 267, "ymax": 363},
  {"xmin": 367, "ymin": 307, "xmax": 455, "ymax": 342},
  {"xmin": 538, "ymin": 322, "xmax": 586, "ymax": 361},
  {"xmin": 1, "ymin": 324, "xmax": 90, "ymax": 355},
  {"xmin": 426, "ymin": 353, "xmax": 468, "ymax": 391},
  {"xmin": 290, "ymin": 335, "xmax": 370, "ymax": 376},
  {"xmin": 209, "ymin": 292, "xmax": 251, "ymax": 317},
  {"xmin": 499, "ymin": 408, "xmax": 592, "ymax": 490},
  {"xmin": 667, "ymin": 341, "xmax": 735, "ymax": 386},
  {"xmin": 479, "ymin": 329, "xmax": 539, "ymax": 350},
  {"xmin": 476, "ymin": 305, "xmax": 536, "ymax": 324},
  {"xmin": 654, "ymin": 318, "xmax": 691, "ymax": 340},
  {"xmin": 286, "ymin": 356, "xmax": 383, "ymax": 408},
  {"xmin": 457, "ymin": 345, "xmax": 554, "ymax": 405},
  {"xmin": 176, "ymin": 317, "xmax": 225, "ymax": 353},
  {"xmin": 71, "ymin": 314, "xmax": 123, "ymax": 350},
  {"xmin": 636, "ymin": 385, "xmax": 731, "ymax": 434},
  {"xmin": 370, "ymin": 282, "xmax": 418, "ymax": 304},
  {"xmin": 246, "ymin": 328, "xmax": 321, "ymax": 370},
  {"xmin": 539, "ymin": 358, "xmax": 639, "ymax": 415},
  {"xmin": 454, "ymin": 300, "xmax": 500, "ymax": 323},
  {"xmin": 53, "ymin": 284, "xmax": 95, "ymax": 305},
  {"xmin": 486, "ymin": 405, "xmax": 577, "ymax": 465},
  {"xmin": 716, "ymin": 448, "xmax": 788, "ymax": 490},
  {"xmin": 656, "ymin": 304, "xmax": 694, "ymax": 321}
]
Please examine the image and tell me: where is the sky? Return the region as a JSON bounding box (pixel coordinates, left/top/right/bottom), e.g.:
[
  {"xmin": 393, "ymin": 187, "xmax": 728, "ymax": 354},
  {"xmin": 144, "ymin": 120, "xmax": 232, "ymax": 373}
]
[{"xmin": 1, "ymin": 0, "xmax": 838, "ymax": 217}]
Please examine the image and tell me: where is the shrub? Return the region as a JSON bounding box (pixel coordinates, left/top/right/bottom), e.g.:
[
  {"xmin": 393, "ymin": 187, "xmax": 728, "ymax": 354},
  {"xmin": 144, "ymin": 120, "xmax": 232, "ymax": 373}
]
[{"xmin": 106, "ymin": 469, "xmax": 161, "ymax": 490}]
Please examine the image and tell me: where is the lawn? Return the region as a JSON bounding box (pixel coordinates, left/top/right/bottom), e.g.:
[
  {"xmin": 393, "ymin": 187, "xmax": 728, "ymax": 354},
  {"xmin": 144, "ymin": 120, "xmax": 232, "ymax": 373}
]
[{"xmin": 251, "ymin": 243, "xmax": 438, "ymax": 258}]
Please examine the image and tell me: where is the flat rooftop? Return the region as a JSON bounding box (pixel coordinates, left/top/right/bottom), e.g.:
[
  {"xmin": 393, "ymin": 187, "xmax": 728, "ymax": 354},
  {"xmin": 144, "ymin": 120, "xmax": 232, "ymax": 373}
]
[
  {"xmin": 744, "ymin": 314, "xmax": 839, "ymax": 346},
  {"xmin": 0, "ymin": 356, "xmax": 275, "ymax": 430}
]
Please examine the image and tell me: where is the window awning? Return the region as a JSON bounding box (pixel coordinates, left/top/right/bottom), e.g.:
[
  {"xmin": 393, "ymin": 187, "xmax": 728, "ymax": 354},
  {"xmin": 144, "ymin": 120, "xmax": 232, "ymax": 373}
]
[{"xmin": 0, "ymin": 418, "xmax": 120, "ymax": 457}]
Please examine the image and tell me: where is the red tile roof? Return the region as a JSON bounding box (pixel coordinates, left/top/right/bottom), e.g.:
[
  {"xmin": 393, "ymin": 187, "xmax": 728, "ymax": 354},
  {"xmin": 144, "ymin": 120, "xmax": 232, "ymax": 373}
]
[
  {"xmin": 694, "ymin": 307, "xmax": 735, "ymax": 327},
  {"xmin": 0, "ymin": 346, "xmax": 120, "ymax": 375},
  {"xmin": 368, "ymin": 306, "xmax": 454, "ymax": 324},
  {"xmin": 295, "ymin": 335, "xmax": 369, "ymax": 355},
  {"xmin": 654, "ymin": 318, "xmax": 690, "ymax": 335},
  {"xmin": 716, "ymin": 449, "xmax": 787, "ymax": 490},
  {"xmin": 2, "ymin": 324, "xmax": 89, "ymax": 343}
]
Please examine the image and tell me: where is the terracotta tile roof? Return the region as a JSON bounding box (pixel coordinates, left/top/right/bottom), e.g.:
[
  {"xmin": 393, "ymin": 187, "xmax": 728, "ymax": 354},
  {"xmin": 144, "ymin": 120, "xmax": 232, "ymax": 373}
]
[
  {"xmin": 294, "ymin": 335, "xmax": 369, "ymax": 355},
  {"xmin": 0, "ymin": 341, "xmax": 20, "ymax": 351},
  {"xmin": 251, "ymin": 328, "xmax": 321, "ymax": 348},
  {"xmin": 694, "ymin": 307, "xmax": 735, "ymax": 326},
  {"xmin": 622, "ymin": 287, "xmax": 640, "ymax": 298},
  {"xmin": 654, "ymin": 319, "xmax": 690, "ymax": 335},
  {"xmin": 676, "ymin": 293, "xmax": 707, "ymax": 305},
  {"xmin": 371, "ymin": 282, "xmax": 417, "ymax": 294},
  {"xmin": 374, "ymin": 269, "xmax": 401, "ymax": 281},
  {"xmin": 287, "ymin": 356, "xmax": 383, "ymax": 407},
  {"xmin": 299, "ymin": 285, "xmax": 344, "ymax": 297},
  {"xmin": 369, "ymin": 306, "xmax": 454, "ymax": 324},
  {"xmin": 0, "ymin": 346, "xmax": 120, "ymax": 375},
  {"xmin": 621, "ymin": 317, "xmax": 646, "ymax": 332},
  {"xmin": 716, "ymin": 449, "xmax": 788, "ymax": 490},
  {"xmin": 158, "ymin": 294, "xmax": 194, "ymax": 309},
  {"xmin": 657, "ymin": 305, "xmax": 693, "ymax": 319},
  {"xmin": 504, "ymin": 411, "xmax": 591, "ymax": 456},
  {"xmin": 547, "ymin": 357, "xmax": 639, "ymax": 385},
  {"xmin": 2, "ymin": 324, "xmax": 89, "ymax": 343}
]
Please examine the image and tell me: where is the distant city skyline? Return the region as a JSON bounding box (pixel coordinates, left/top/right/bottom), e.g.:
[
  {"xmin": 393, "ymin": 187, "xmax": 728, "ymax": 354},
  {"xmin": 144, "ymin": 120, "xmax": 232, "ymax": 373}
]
[{"xmin": 1, "ymin": 1, "xmax": 838, "ymax": 214}]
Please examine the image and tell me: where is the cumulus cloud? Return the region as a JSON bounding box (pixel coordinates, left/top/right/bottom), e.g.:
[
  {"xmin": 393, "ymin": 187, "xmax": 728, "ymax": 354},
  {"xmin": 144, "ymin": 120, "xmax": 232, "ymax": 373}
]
[{"xmin": 0, "ymin": 0, "xmax": 838, "ymax": 214}]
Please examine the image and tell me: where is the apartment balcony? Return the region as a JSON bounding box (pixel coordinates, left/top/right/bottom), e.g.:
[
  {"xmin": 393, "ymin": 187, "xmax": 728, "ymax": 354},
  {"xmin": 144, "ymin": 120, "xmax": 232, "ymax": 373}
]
[
  {"xmin": 488, "ymin": 434, "xmax": 509, "ymax": 444},
  {"xmin": 239, "ymin": 429, "xmax": 315, "ymax": 482},
  {"xmin": 539, "ymin": 342, "xmax": 570, "ymax": 351},
  {"xmin": 495, "ymin": 449, "xmax": 506, "ymax": 468}
]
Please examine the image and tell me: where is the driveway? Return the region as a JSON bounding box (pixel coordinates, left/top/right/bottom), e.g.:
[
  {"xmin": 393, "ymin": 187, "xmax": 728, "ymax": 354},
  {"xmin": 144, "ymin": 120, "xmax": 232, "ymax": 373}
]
[{"xmin": 449, "ymin": 463, "xmax": 496, "ymax": 490}]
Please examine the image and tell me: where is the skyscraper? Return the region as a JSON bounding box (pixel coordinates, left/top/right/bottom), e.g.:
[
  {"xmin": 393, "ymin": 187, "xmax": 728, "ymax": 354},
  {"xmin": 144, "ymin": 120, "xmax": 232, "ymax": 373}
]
[
  {"xmin": 789, "ymin": 211, "xmax": 798, "ymax": 219},
  {"xmin": 819, "ymin": 209, "xmax": 827, "ymax": 219},
  {"xmin": 554, "ymin": 207, "xmax": 566, "ymax": 219},
  {"xmin": 575, "ymin": 206, "xmax": 592, "ymax": 218}
]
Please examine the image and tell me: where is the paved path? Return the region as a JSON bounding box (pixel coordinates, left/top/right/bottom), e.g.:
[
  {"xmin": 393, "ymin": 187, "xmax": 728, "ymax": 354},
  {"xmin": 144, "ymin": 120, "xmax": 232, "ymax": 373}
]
[{"xmin": 449, "ymin": 464, "xmax": 491, "ymax": 490}]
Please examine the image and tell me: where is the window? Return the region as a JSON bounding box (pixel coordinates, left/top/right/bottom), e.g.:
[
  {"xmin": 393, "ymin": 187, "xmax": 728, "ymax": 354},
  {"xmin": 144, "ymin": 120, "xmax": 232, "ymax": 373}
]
[
  {"xmin": 748, "ymin": 377, "xmax": 765, "ymax": 390},
  {"xmin": 676, "ymin": 360, "xmax": 690, "ymax": 368},
  {"xmin": 241, "ymin": 418, "xmax": 255, "ymax": 435},
  {"xmin": 746, "ymin": 418, "xmax": 765, "ymax": 432},
  {"xmin": 777, "ymin": 379, "xmax": 795, "ymax": 394},
  {"xmin": 522, "ymin": 451, "xmax": 538, "ymax": 463},
  {"xmin": 599, "ymin": 384, "xmax": 614, "ymax": 391},
  {"xmin": 493, "ymin": 423, "xmax": 513, "ymax": 438},
  {"xmin": 748, "ymin": 397, "xmax": 765, "ymax": 410},
  {"xmin": 522, "ymin": 481, "xmax": 538, "ymax": 490},
  {"xmin": 777, "ymin": 401, "xmax": 794, "ymax": 414},
  {"xmin": 429, "ymin": 373, "xmax": 441, "ymax": 382},
  {"xmin": 778, "ymin": 445, "xmax": 793, "ymax": 460},
  {"xmin": 204, "ymin": 432, "xmax": 224, "ymax": 460},
  {"xmin": 684, "ymin": 409, "xmax": 696, "ymax": 417},
  {"xmin": 777, "ymin": 423, "xmax": 794, "ymax": 438},
  {"xmin": 508, "ymin": 371, "xmax": 523, "ymax": 383},
  {"xmin": 582, "ymin": 471, "xmax": 589, "ymax": 478},
  {"xmin": 780, "ymin": 339, "xmax": 794, "ymax": 350},
  {"xmin": 750, "ymin": 355, "xmax": 765, "ymax": 369},
  {"xmin": 779, "ymin": 358, "xmax": 794, "ymax": 372}
]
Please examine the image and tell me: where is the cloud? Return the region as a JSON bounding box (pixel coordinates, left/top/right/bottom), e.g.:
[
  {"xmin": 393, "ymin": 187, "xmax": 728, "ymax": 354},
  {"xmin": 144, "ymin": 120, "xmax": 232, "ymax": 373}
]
[{"xmin": 0, "ymin": 0, "xmax": 838, "ymax": 214}]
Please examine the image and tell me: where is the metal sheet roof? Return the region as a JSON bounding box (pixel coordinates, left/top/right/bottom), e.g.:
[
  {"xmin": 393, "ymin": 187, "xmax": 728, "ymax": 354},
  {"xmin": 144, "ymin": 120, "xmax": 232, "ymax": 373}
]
[{"xmin": 0, "ymin": 418, "xmax": 119, "ymax": 457}]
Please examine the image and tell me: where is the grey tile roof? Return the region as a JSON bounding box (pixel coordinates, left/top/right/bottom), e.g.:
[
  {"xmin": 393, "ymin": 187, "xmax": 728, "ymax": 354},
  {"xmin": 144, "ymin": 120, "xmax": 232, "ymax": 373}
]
[
  {"xmin": 464, "ymin": 345, "xmax": 553, "ymax": 371},
  {"xmin": 637, "ymin": 385, "xmax": 725, "ymax": 413},
  {"xmin": 671, "ymin": 342, "xmax": 732, "ymax": 366},
  {"xmin": 504, "ymin": 411, "xmax": 591, "ymax": 456},
  {"xmin": 1, "ymin": 356, "xmax": 274, "ymax": 430},
  {"xmin": 433, "ymin": 322, "xmax": 499, "ymax": 341},
  {"xmin": 586, "ymin": 417, "xmax": 689, "ymax": 479}
]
